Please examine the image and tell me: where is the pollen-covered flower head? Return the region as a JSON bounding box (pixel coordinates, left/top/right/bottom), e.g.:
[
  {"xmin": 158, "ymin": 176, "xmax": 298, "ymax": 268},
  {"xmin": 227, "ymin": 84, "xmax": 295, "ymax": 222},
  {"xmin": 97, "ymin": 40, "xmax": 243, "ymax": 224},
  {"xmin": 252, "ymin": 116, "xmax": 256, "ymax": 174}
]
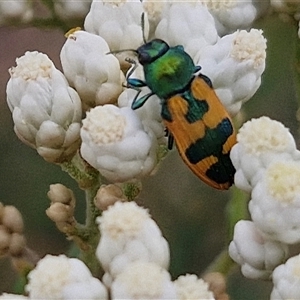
[
  {"xmin": 174, "ymin": 274, "xmax": 215, "ymax": 300},
  {"xmin": 197, "ymin": 29, "xmax": 267, "ymax": 116},
  {"xmin": 110, "ymin": 262, "xmax": 176, "ymax": 299},
  {"xmin": 271, "ymin": 254, "xmax": 300, "ymax": 300},
  {"xmin": 96, "ymin": 201, "xmax": 170, "ymax": 284},
  {"xmin": 201, "ymin": 0, "xmax": 258, "ymax": 36},
  {"xmin": 230, "ymin": 117, "xmax": 299, "ymax": 191},
  {"xmin": 249, "ymin": 160, "xmax": 300, "ymax": 244},
  {"xmin": 26, "ymin": 254, "xmax": 108, "ymax": 299},
  {"xmin": 60, "ymin": 29, "xmax": 124, "ymax": 111},
  {"xmin": 80, "ymin": 104, "xmax": 157, "ymax": 182},
  {"xmin": 6, "ymin": 51, "xmax": 82, "ymax": 163}
]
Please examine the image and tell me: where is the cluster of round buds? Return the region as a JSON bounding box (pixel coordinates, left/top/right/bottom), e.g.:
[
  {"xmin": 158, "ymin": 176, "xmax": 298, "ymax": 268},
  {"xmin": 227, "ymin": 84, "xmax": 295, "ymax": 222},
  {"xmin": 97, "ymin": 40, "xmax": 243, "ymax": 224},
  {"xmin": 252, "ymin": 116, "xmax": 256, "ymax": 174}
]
[
  {"xmin": 0, "ymin": 203, "xmax": 26, "ymax": 258},
  {"xmin": 229, "ymin": 117, "xmax": 300, "ymax": 285},
  {"xmin": 46, "ymin": 184, "xmax": 76, "ymax": 235}
]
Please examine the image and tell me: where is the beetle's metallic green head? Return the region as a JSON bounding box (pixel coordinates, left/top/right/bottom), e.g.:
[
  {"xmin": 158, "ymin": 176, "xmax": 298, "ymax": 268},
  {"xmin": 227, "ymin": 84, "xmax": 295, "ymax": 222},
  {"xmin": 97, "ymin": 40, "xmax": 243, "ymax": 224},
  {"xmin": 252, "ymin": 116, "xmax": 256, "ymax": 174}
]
[{"xmin": 136, "ymin": 39, "xmax": 169, "ymax": 65}]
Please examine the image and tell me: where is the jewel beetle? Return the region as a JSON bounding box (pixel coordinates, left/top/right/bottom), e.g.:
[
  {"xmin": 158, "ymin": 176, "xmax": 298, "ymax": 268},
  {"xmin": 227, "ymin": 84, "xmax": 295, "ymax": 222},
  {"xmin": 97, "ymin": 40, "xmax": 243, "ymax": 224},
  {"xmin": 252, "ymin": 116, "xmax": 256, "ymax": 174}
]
[{"xmin": 125, "ymin": 39, "xmax": 236, "ymax": 190}]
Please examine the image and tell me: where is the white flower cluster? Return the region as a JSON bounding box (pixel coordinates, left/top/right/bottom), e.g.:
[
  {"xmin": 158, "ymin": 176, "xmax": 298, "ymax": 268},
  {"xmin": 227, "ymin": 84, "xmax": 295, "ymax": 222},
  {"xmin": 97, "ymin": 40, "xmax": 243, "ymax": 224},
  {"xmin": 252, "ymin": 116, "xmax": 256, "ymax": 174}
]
[
  {"xmin": 6, "ymin": 0, "xmax": 267, "ymax": 183},
  {"xmin": 229, "ymin": 116, "xmax": 300, "ymax": 298},
  {"xmin": 26, "ymin": 254, "xmax": 108, "ymax": 299},
  {"xmin": 0, "ymin": 202, "xmax": 215, "ymax": 299},
  {"xmin": 96, "ymin": 200, "xmax": 215, "ymax": 299}
]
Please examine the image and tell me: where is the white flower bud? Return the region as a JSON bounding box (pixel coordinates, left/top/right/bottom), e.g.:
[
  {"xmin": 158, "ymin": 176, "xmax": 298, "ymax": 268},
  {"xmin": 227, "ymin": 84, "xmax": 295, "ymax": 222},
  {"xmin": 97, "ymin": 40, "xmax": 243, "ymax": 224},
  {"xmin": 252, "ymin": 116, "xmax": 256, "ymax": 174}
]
[
  {"xmin": 196, "ymin": 29, "xmax": 266, "ymax": 116},
  {"xmin": 54, "ymin": 1, "xmax": 92, "ymax": 21},
  {"xmin": 174, "ymin": 274, "xmax": 215, "ymax": 300},
  {"xmin": 229, "ymin": 220, "xmax": 288, "ymax": 280},
  {"xmin": 249, "ymin": 160, "xmax": 300, "ymax": 244},
  {"xmin": 80, "ymin": 105, "xmax": 157, "ymax": 182},
  {"xmin": 0, "ymin": 1, "xmax": 33, "ymax": 25},
  {"xmin": 96, "ymin": 201, "xmax": 170, "ymax": 283},
  {"xmin": 155, "ymin": 2, "xmax": 218, "ymax": 58},
  {"xmin": 110, "ymin": 262, "xmax": 176, "ymax": 299},
  {"xmin": 117, "ymin": 65, "xmax": 165, "ymax": 142},
  {"xmin": 60, "ymin": 29, "xmax": 124, "ymax": 110},
  {"xmin": 201, "ymin": 0, "xmax": 257, "ymax": 36},
  {"xmin": 6, "ymin": 51, "xmax": 82, "ymax": 163},
  {"xmin": 230, "ymin": 117, "xmax": 299, "ymax": 191},
  {"xmin": 84, "ymin": 0, "xmax": 147, "ymax": 51},
  {"xmin": 26, "ymin": 254, "xmax": 108, "ymax": 299},
  {"xmin": 271, "ymin": 254, "xmax": 300, "ymax": 300}
]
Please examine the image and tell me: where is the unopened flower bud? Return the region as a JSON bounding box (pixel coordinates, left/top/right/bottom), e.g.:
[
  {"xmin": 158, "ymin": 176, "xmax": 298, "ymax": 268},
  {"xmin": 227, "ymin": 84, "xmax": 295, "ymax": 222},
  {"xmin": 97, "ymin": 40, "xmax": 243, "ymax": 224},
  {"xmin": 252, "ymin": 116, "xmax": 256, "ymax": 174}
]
[
  {"xmin": 94, "ymin": 184, "xmax": 126, "ymax": 211},
  {"xmin": 9, "ymin": 233, "xmax": 26, "ymax": 257},
  {"xmin": 60, "ymin": 29, "xmax": 124, "ymax": 110},
  {"xmin": 84, "ymin": 0, "xmax": 147, "ymax": 51},
  {"xmin": 0, "ymin": 226, "xmax": 11, "ymax": 256},
  {"xmin": 203, "ymin": 272, "xmax": 228, "ymax": 300},
  {"xmin": 46, "ymin": 202, "xmax": 74, "ymax": 224},
  {"xmin": 6, "ymin": 51, "xmax": 82, "ymax": 164},
  {"xmin": 47, "ymin": 184, "xmax": 75, "ymax": 205},
  {"xmin": 2, "ymin": 205, "xmax": 24, "ymax": 234}
]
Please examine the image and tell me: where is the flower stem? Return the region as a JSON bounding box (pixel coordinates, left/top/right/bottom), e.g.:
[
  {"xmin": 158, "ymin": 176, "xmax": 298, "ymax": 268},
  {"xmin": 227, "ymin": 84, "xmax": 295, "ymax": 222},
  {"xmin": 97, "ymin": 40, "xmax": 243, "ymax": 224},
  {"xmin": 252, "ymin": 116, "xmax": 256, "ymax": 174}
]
[{"xmin": 204, "ymin": 186, "xmax": 249, "ymax": 277}]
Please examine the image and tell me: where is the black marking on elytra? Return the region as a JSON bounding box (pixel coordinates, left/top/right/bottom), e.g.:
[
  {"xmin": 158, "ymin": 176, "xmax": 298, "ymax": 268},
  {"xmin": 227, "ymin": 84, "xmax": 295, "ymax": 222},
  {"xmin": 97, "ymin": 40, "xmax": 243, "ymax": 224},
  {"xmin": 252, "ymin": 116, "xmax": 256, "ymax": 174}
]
[
  {"xmin": 185, "ymin": 117, "xmax": 234, "ymax": 164},
  {"xmin": 182, "ymin": 89, "xmax": 208, "ymax": 124},
  {"xmin": 161, "ymin": 101, "xmax": 173, "ymax": 122},
  {"xmin": 206, "ymin": 153, "xmax": 235, "ymax": 184}
]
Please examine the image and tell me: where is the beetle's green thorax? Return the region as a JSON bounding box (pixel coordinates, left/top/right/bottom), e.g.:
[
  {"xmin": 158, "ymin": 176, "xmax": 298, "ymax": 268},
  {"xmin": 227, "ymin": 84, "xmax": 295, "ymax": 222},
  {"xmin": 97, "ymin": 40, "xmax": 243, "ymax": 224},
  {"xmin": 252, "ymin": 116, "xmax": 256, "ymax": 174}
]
[{"xmin": 137, "ymin": 39, "xmax": 196, "ymax": 99}]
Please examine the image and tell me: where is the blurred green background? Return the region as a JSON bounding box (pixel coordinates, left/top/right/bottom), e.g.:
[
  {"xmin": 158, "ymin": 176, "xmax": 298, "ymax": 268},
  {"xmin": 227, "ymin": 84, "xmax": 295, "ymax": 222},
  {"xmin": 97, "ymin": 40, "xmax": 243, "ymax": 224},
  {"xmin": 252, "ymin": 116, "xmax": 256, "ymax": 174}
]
[{"xmin": 0, "ymin": 13, "xmax": 299, "ymax": 299}]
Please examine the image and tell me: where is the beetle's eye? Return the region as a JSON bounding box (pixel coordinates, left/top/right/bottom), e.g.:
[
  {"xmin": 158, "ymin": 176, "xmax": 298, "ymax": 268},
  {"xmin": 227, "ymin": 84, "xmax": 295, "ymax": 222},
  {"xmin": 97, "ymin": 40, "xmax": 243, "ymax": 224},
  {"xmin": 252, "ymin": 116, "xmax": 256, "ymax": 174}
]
[{"xmin": 138, "ymin": 51, "xmax": 150, "ymax": 65}]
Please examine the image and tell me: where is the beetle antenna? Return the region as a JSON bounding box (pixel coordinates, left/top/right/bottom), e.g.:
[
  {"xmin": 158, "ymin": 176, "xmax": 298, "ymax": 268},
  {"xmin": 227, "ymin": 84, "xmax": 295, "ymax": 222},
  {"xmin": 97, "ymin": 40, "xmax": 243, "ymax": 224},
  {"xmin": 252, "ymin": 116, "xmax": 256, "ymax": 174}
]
[
  {"xmin": 125, "ymin": 57, "xmax": 139, "ymax": 80},
  {"xmin": 107, "ymin": 49, "xmax": 137, "ymax": 55},
  {"xmin": 141, "ymin": 12, "xmax": 147, "ymax": 44}
]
